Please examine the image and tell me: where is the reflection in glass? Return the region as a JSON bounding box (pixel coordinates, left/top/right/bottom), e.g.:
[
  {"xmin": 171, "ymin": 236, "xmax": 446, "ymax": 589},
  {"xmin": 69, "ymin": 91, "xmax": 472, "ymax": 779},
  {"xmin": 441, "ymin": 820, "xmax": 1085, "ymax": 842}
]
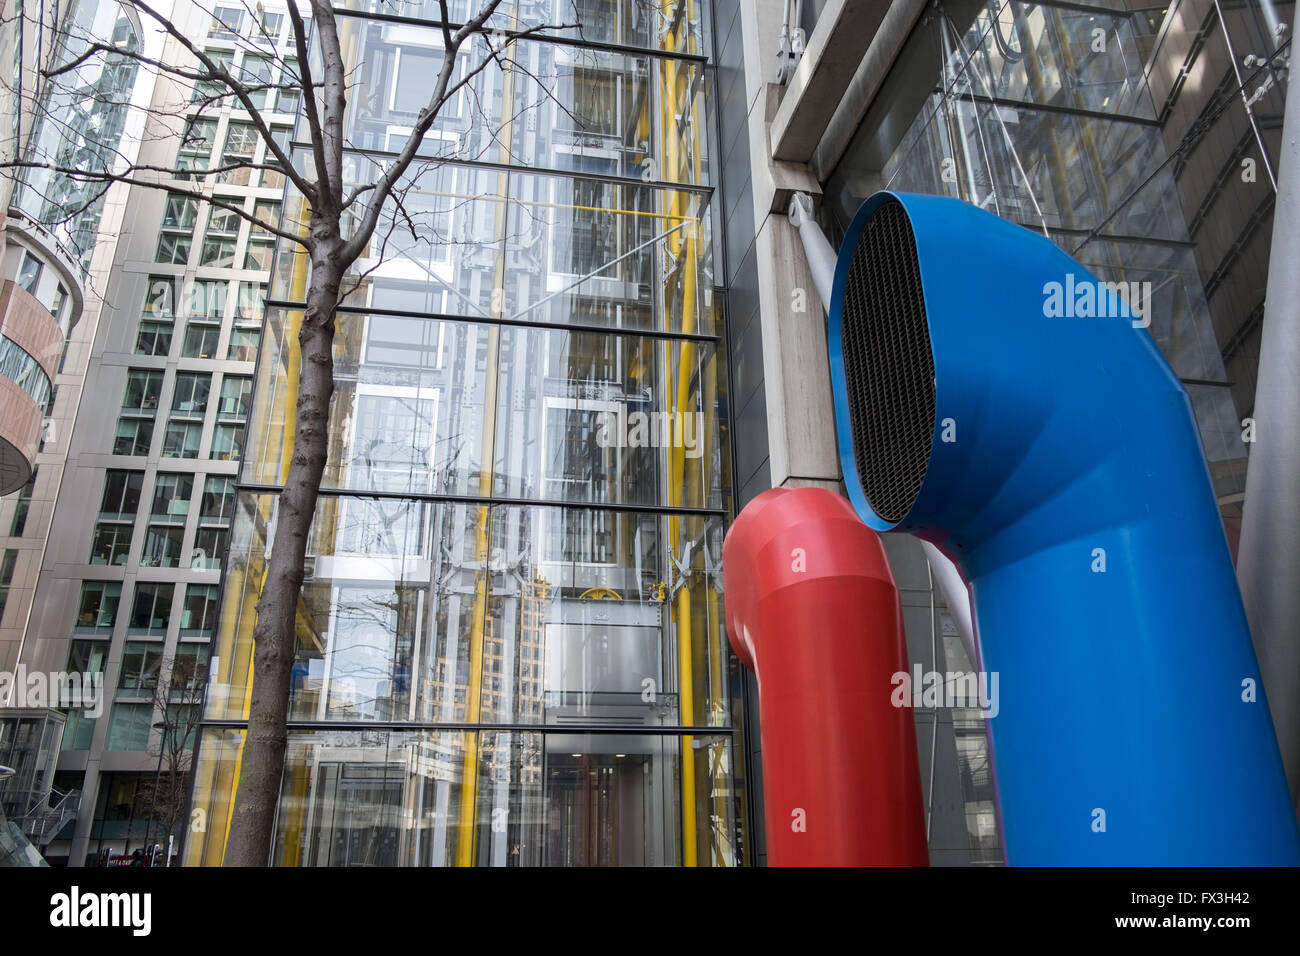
[{"xmin": 196, "ymin": 728, "xmax": 734, "ymax": 866}]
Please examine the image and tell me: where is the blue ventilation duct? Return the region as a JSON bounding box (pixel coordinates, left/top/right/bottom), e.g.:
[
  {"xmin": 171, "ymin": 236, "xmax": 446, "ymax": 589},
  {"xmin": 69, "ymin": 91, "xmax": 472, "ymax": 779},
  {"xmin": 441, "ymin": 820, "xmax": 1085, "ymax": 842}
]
[{"xmin": 828, "ymin": 190, "xmax": 1300, "ymax": 865}]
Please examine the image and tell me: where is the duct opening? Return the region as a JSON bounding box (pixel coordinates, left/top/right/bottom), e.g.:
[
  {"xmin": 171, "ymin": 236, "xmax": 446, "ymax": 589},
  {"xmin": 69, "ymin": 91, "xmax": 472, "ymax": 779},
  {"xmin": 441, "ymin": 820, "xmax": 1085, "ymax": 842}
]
[{"xmin": 840, "ymin": 200, "xmax": 937, "ymax": 523}]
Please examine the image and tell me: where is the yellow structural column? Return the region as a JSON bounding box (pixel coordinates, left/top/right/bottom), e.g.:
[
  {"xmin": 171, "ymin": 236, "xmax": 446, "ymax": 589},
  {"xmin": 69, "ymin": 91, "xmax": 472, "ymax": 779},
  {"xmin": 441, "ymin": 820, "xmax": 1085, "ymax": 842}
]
[
  {"xmin": 454, "ymin": 12, "xmax": 517, "ymax": 866},
  {"xmin": 657, "ymin": 0, "xmax": 702, "ymax": 866}
]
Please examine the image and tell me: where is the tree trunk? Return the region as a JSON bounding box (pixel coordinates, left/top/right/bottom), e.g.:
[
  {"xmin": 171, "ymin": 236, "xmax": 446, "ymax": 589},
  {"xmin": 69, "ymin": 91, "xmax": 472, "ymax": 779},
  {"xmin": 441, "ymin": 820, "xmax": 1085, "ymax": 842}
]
[{"xmin": 223, "ymin": 236, "xmax": 341, "ymax": 866}]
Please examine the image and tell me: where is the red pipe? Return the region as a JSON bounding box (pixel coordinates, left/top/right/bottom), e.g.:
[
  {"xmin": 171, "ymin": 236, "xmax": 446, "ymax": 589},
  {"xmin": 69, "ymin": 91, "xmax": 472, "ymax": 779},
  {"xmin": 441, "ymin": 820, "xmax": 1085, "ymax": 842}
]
[{"xmin": 724, "ymin": 487, "xmax": 928, "ymax": 866}]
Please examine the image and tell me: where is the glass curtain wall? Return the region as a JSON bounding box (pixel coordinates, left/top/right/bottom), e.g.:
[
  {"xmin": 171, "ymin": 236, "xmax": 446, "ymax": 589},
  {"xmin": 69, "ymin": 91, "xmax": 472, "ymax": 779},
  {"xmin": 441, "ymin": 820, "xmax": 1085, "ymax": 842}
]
[
  {"xmin": 187, "ymin": 0, "xmax": 741, "ymax": 867},
  {"xmin": 823, "ymin": 0, "xmax": 1283, "ymax": 526},
  {"xmin": 14, "ymin": 0, "xmax": 142, "ymax": 277}
]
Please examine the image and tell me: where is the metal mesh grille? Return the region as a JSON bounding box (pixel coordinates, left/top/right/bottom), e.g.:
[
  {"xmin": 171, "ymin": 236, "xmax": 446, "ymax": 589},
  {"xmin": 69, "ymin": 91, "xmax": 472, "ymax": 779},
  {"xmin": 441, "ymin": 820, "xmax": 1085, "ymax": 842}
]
[{"xmin": 840, "ymin": 201, "xmax": 935, "ymax": 523}]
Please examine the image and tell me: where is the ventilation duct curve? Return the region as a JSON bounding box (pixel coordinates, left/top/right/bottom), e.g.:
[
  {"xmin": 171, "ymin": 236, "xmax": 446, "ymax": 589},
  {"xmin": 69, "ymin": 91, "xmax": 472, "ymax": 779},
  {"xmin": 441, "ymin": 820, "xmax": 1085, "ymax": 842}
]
[{"xmin": 827, "ymin": 190, "xmax": 1300, "ymax": 865}]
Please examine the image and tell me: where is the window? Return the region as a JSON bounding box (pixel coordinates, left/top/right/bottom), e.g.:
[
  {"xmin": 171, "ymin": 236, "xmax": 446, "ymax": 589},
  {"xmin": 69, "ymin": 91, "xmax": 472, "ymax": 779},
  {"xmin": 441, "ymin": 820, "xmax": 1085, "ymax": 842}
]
[
  {"xmin": 392, "ymin": 47, "xmax": 447, "ymax": 115},
  {"xmin": 136, "ymin": 318, "xmax": 173, "ymax": 356},
  {"xmin": 155, "ymin": 233, "xmax": 191, "ymax": 264},
  {"xmin": 187, "ymin": 278, "xmax": 228, "ymax": 321},
  {"xmin": 191, "ymin": 49, "xmax": 233, "ymax": 104},
  {"xmin": 164, "ymin": 703, "xmax": 201, "ymax": 750},
  {"xmin": 244, "ymin": 238, "xmax": 274, "ymax": 270},
  {"xmin": 17, "ymin": 251, "xmax": 42, "ymax": 293},
  {"xmin": 252, "ymin": 200, "xmax": 280, "ymax": 235},
  {"xmin": 347, "ymin": 394, "xmax": 435, "ymax": 490},
  {"xmin": 227, "ymin": 326, "xmax": 261, "ymax": 361},
  {"xmin": 181, "ymin": 584, "xmax": 220, "ymax": 636},
  {"xmin": 76, "ymin": 582, "xmax": 122, "ymax": 631},
  {"xmin": 68, "ymin": 638, "xmax": 110, "ymax": 674},
  {"xmin": 207, "ymin": 206, "xmax": 241, "ymax": 234},
  {"xmin": 171, "ymin": 644, "xmax": 211, "ymax": 693},
  {"xmin": 200, "ymin": 205, "xmax": 240, "ymax": 267},
  {"xmin": 0, "ymin": 335, "xmax": 52, "ymax": 410},
  {"xmin": 217, "ymin": 376, "xmax": 251, "ymax": 419},
  {"xmin": 193, "ymin": 527, "xmax": 228, "ymax": 569},
  {"xmin": 51, "ymin": 283, "xmax": 69, "ymax": 326},
  {"xmin": 171, "ymin": 372, "xmax": 211, "ymax": 415},
  {"xmin": 200, "ymin": 238, "xmax": 238, "ymax": 268},
  {"xmin": 113, "ymin": 419, "xmax": 154, "ymax": 456},
  {"xmin": 142, "ymin": 525, "xmax": 184, "ymax": 568},
  {"xmin": 258, "ymin": 10, "xmax": 283, "ymax": 39},
  {"xmin": 365, "ymin": 314, "xmax": 444, "ymax": 369},
  {"xmin": 219, "ymin": 122, "xmax": 257, "ymax": 185},
  {"xmin": 277, "ymin": 59, "xmax": 300, "ymax": 114},
  {"xmin": 210, "ymin": 5, "xmax": 243, "ymax": 38},
  {"xmin": 182, "ymin": 321, "xmax": 221, "ymax": 358},
  {"xmin": 129, "ymin": 582, "xmax": 174, "ymax": 634},
  {"xmin": 62, "ymin": 711, "xmax": 95, "ymax": 751},
  {"xmin": 0, "ymin": 549, "xmax": 18, "ymax": 622},
  {"xmin": 164, "ymin": 194, "xmax": 200, "ymax": 229},
  {"xmin": 142, "ymin": 275, "xmax": 179, "ymax": 320},
  {"xmin": 106, "ymin": 703, "xmax": 152, "ymax": 751},
  {"xmin": 156, "ymin": 194, "xmax": 198, "ymax": 264},
  {"xmin": 150, "ymin": 473, "xmax": 193, "ymax": 518},
  {"xmin": 241, "ymin": 54, "xmax": 274, "ymax": 109},
  {"xmin": 100, "ymin": 470, "xmax": 144, "ymax": 519},
  {"xmin": 63, "ymin": 638, "xmax": 110, "ymax": 749},
  {"xmin": 121, "ymin": 369, "xmax": 163, "ymax": 413},
  {"xmin": 176, "ymin": 117, "xmax": 217, "ymax": 178},
  {"xmin": 233, "ymin": 282, "xmax": 266, "ymax": 322},
  {"xmin": 119, "ymin": 641, "xmax": 164, "ymax": 693},
  {"xmin": 89, "ymin": 523, "xmax": 133, "ymax": 566},
  {"xmin": 260, "ymin": 125, "xmax": 292, "ymax": 189},
  {"xmin": 200, "ymin": 476, "xmax": 235, "ymax": 522},
  {"xmin": 162, "ymin": 421, "xmax": 203, "ymax": 458},
  {"xmin": 9, "ymin": 468, "xmax": 36, "ymax": 536},
  {"xmin": 211, "ymin": 423, "xmax": 244, "ymax": 461}
]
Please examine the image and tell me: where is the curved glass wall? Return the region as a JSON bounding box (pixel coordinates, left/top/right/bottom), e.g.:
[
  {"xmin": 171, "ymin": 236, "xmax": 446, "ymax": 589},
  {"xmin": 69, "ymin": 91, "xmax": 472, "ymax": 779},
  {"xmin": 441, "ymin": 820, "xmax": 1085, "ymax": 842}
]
[
  {"xmin": 0, "ymin": 336, "xmax": 53, "ymax": 412},
  {"xmin": 14, "ymin": 0, "xmax": 142, "ymax": 276},
  {"xmin": 189, "ymin": 0, "xmax": 740, "ymax": 866}
]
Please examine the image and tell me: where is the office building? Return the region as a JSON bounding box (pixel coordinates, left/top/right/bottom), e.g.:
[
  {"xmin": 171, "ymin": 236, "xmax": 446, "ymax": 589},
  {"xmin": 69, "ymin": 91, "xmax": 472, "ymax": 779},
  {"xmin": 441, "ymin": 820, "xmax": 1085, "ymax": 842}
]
[{"xmin": 3, "ymin": 0, "xmax": 1296, "ymax": 866}]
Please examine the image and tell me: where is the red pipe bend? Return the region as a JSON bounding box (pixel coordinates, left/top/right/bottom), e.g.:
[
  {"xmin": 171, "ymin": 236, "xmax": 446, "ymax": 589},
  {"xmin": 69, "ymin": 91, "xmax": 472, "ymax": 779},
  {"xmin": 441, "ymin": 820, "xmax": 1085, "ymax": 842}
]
[{"xmin": 724, "ymin": 487, "xmax": 928, "ymax": 866}]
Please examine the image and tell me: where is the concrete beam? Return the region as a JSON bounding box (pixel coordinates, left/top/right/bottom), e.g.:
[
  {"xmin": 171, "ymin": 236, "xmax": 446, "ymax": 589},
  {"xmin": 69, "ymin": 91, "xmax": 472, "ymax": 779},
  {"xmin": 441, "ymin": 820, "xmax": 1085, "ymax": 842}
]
[
  {"xmin": 753, "ymin": 213, "xmax": 841, "ymax": 488},
  {"xmin": 770, "ymin": 0, "xmax": 891, "ymax": 162},
  {"xmin": 749, "ymin": 84, "xmax": 823, "ymax": 218},
  {"xmin": 811, "ymin": 0, "xmax": 929, "ymax": 181}
]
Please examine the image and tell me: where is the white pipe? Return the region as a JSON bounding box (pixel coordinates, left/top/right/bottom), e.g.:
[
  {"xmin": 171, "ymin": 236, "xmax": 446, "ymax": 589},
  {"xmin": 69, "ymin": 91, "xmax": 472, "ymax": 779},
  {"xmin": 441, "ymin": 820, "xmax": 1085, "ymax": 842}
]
[
  {"xmin": 1258, "ymin": 0, "xmax": 1286, "ymax": 48},
  {"xmin": 788, "ymin": 192, "xmax": 837, "ymax": 311},
  {"xmin": 920, "ymin": 540, "xmax": 979, "ymax": 669},
  {"xmin": 787, "ymin": 192, "xmax": 980, "ymax": 669}
]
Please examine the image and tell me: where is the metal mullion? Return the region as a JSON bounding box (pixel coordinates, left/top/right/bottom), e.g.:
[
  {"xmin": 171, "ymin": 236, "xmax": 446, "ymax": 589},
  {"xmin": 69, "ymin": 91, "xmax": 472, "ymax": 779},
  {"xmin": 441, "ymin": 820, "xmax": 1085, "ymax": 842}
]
[
  {"xmin": 263, "ymin": 297, "xmax": 723, "ymax": 345},
  {"xmin": 330, "ymin": 5, "xmax": 711, "ymax": 66},
  {"xmin": 232, "ymin": 481, "xmax": 728, "ymax": 517},
  {"xmin": 288, "ymin": 139, "xmax": 716, "ymax": 197}
]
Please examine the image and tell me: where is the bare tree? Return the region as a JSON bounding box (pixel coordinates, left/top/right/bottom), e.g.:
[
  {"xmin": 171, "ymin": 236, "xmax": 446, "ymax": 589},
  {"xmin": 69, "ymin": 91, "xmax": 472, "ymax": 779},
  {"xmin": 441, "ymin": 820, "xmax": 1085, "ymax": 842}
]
[
  {"xmin": 138, "ymin": 653, "xmax": 209, "ymax": 861},
  {"xmin": 1, "ymin": 0, "xmax": 572, "ymax": 865}
]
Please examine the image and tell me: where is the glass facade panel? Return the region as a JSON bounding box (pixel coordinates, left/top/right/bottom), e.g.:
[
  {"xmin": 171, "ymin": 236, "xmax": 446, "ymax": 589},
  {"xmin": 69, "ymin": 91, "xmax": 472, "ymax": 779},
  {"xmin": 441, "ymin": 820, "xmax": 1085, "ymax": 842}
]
[
  {"xmin": 243, "ymin": 311, "xmax": 727, "ymax": 509},
  {"xmin": 192, "ymin": 0, "xmax": 734, "ymax": 867},
  {"xmin": 272, "ymin": 161, "xmax": 715, "ymax": 337},
  {"xmin": 823, "ymin": 0, "xmax": 1259, "ymax": 508},
  {"xmin": 334, "ymin": 0, "xmax": 714, "ymax": 57},
  {"xmin": 189, "ymin": 727, "xmax": 734, "ymax": 866},
  {"xmin": 203, "ymin": 493, "xmax": 727, "ymax": 728},
  {"xmin": 320, "ymin": 21, "xmax": 710, "ymax": 185}
]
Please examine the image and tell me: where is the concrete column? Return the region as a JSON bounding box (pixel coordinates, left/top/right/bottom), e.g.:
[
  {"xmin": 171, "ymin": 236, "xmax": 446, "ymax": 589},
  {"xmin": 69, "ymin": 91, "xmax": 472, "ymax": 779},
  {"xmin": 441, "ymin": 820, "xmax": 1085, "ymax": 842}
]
[{"xmin": 1237, "ymin": 7, "xmax": 1300, "ymax": 813}]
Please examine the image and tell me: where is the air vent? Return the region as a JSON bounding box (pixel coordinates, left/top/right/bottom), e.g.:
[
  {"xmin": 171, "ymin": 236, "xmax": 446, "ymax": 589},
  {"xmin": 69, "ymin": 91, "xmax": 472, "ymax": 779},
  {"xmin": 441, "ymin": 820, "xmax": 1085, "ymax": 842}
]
[{"xmin": 839, "ymin": 201, "xmax": 936, "ymax": 523}]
